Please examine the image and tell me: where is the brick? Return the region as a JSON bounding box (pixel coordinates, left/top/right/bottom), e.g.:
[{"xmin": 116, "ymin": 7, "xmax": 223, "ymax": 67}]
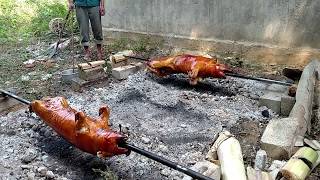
[
  {"xmin": 70, "ymin": 77, "xmax": 89, "ymax": 92},
  {"xmin": 259, "ymin": 91, "xmax": 282, "ymax": 114},
  {"xmin": 79, "ymin": 66, "xmax": 106, "ymax": 81},
  {"xmin": 280, "ymin": 95, "xmax": 295, "ymax": 116},
  {"xmin": 112, "ymin": 64, "xmax": 139, "ymax": 80},
  {"xmin": 261, "ymin": 118, "xmax": 299, "ymax": 160}
]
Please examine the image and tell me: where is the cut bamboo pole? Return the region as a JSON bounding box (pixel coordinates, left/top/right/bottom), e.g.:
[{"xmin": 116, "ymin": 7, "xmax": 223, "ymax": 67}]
[
  {"xmin": 216, "ymin": 131, "xmax": 247, "ymax": 180},
  {"xmin": 292, "ymin": 147, "xmax": 318, "ymax": 166},
  {"xmin": 281, "ymin": 159, "xmax": 310, "ymax": 180},
  {"xmin": 280, "ymin": 147, "xmax": 319, "ymax": 180}
]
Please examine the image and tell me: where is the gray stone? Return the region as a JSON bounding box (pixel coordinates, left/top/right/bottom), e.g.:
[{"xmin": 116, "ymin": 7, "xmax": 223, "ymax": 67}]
[
  {"xmin": 37, "ymin": 166, "xmax": 48, "ymax": 176},
  {"xmin": 112, "ymin": 64, "xmax": 138, "ymax": 80},
  {"xmin": 21, "ymin": 148, "xmax": 38, "ymax": 164},
  {"xmin": 259, "ymin": 91, "xmax": 282, "ymax": 114},
  {"xmin": 254, "ymin": 149, "xmax": 267, "ymax": 170},
  {"xmin": 27, "ymin": 172, "xmax": 36, "ymax": 180},
  {"xmin": 280, "ymin": 95, "xmax": 295, "ymax": 116},
  {"xmin": 21, "ymin": 165, "xmax": 32, "ymax": 169},
  {"xmin": 46, "ymin": 171, "xmax": 55, "ymax": 179},
  {"xmin": 261, "ymin": 118, "xmax": 299, "ymax": 159},
  {"xmin": 141, "ymin": 137, "xmax": 151, "ymax": 144},
  {"xmin": 160, "ymin": 168, "xmax": 171, "ymax": 177}
]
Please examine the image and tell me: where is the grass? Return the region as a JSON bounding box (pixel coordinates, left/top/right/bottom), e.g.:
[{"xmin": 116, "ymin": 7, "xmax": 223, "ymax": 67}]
[{"xmin": 0, "ymin": 0, "xmax": 68, "ymax": 43}]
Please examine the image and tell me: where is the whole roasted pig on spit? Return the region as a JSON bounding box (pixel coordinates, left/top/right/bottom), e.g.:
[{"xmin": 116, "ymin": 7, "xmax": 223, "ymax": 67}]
[
  {"xmin": 30, "ymin": 97, "xmax": 129, "ymax": 158},
  {"xmin": 147, "ymin": 54, "xmax": 227, "ymax": 85}
]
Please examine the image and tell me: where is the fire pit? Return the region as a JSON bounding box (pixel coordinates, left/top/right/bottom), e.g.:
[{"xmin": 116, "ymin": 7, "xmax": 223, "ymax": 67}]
[{"xmin": 0, "ymin": 71, "xmax": 271, "ymax": 179}]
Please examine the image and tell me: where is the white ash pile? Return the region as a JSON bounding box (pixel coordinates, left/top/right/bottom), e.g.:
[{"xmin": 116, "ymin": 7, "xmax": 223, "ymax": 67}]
[{"xmin": 0, "ymin": 71, "xmax": 273, "ymax": 180}]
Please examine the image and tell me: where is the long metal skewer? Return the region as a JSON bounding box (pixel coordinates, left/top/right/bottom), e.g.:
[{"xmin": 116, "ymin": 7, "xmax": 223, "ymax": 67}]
[
  {"xmin": 1, "ymin": 89, "xmax": 31, "ymax": 104},
  {"xmin": 121, "ymin": 143, "xmax": 213, "ymax": 180},
  {"xmin": 0, "ymin": 89, "xmax": 214, "ymax": 180},
  {"xmin": 225, "ymin": 72, "xmax": 293, "ymax": 86},
  {"xmin": 122, "ymin": 55, "xmax": 293, "ymax": 86}
]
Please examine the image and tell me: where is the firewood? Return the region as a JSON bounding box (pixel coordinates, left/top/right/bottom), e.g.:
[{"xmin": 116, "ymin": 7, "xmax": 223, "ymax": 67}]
[{"xmin": 78, "ymin": 61, "xmax": 105, "ymax": 70}]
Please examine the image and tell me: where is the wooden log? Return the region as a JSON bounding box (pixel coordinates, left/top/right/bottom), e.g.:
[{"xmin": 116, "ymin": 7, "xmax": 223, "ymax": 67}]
[
  {"xmin": 216, "ymin": 131, "xmax": 247, "ymax": 180},
  {"xmin": 110, "ymin": 54, "xmax": 127, "ymax": 64},
  {"xmin": 78, "ymin": 60, "xmax": 105, "ymax": 70}
]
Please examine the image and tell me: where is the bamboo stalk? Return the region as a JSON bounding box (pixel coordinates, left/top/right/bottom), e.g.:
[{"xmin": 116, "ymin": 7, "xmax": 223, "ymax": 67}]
[
  {"xmin": 292, "ymin": 147, "xmax": 318, "ymax": 166},
  {"xmin": 216, "ymin": 131, "xmax": 246, "ymax": 180},
  {"xmin": 280, "ymin": 147, "xmax": 318, "ymax": 180},
  {"xmin": 281, "ymin": 159, "xmax": 310, "ymax": 180}
]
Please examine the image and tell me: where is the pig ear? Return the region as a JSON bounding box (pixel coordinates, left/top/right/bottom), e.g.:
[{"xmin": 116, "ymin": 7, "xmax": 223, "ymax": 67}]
[
  {"xmin": 75, "ymin": 112, "xmax": 89, "ymax": 134},
  {"xmin": 98, "ymin": 106, "xmax": 110, "ymax": 129}
]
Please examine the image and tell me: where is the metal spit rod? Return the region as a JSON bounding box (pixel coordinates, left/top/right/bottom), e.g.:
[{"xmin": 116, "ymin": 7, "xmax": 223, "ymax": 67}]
[
  {"xmin": 0, "ymin": 89, "xmax": 214, "ymax": 180},
  {"xmin": 123, "ymin": 55, "xmax": 293, "ymax": 86},
  {"xmin": 1, "ymin": 89, "xmax": 31, "ymax": 104}
]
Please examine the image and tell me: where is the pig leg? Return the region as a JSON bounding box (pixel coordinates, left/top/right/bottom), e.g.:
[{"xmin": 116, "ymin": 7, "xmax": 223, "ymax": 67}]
[{"xmin": 188, "ymin": 67, "xmax": 200, "ymax": 85}]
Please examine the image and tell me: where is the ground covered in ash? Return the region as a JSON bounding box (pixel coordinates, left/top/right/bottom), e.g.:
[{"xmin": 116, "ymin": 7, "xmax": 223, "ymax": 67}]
[{"xmin": 0, "ymin": 72, "xmax": 276, "ymax": 180}]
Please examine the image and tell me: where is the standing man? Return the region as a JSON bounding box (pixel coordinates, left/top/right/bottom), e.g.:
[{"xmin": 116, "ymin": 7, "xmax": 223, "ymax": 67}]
[{"xmin": 68, "ymin": 0, "xmax": 105, "ymax": 60}]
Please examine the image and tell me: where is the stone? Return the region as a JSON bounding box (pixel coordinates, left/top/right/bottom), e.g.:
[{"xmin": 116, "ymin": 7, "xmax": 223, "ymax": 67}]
[
  {"xmin": 21, "ymin": 165, "xmax": 32, "ymax": 169},
  {"xmin": 182, "ymin": 161, "xmax": 220, "ymax": 180},
  {"xmin": 261, "ymin": 118, "xmax": 300, "ymax": 159},
  {"xmin": 259, "ymin": 91, "xmax": 282, "ymax": 114},
  {"xmin": 27, "ymin": 172, "xmax": 36, "ymax": 180},
  {"xmin": 261, "ymin": 109, "xmax": 270, "ymax": 118},
  {"xmin": 158, "ymin": 144, "xmax": 168, "ymax": 152},
  {"xmin": 21, "ymin": 148, "xmax": 38, "ymax": 164},
  {"xmin": 112, "ymin": 64, "xmax": 139, "ymax": 80},
  {"xmin": 254, "ymin": 149, "xmax": 267, "ymax": 170},
  {"xmin": 160, "ymin": 168, "xmax": 171, "ymax": 177},
  {"xmin": 280, "ymin": 95, "xmax": 295, "ymax": 116},
  {"xmin": 141, "ymin": 137, "xmax": 151, "ymax": 144},
  {"xmin": 46, "ymin": 171, "xmax": 55, "ymax": 179},
  {"xmin": 37, "ymin": 166, "xmax": 48, "ymax": 176}
]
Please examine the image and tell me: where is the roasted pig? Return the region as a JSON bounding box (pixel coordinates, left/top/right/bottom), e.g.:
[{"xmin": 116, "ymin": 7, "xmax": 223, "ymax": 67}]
[
  {"xmin": 30, "ymin": 97, "xmax": 128, "ymax": 158},
  {"xmin": 147, "ymin": 54, "xmax": 227, "ymax": 85}
]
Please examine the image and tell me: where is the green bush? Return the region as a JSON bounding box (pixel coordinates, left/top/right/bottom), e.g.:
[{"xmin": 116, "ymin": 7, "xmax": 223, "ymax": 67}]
[{"xmin": 0, "ymin": 0, "xmax": 68, "ymax": 43}]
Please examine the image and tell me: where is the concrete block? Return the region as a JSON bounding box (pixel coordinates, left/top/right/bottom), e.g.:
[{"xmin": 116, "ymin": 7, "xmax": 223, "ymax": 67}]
[
  {"xmin": 112, "ymin": 64, "xmax": 138, "ymax": 80},
  {"xmin": 266, "ymin": 84, "xmax": 288, "ymax": 93},
  {"xmin": 259, "ymin": 91, "xmax": 282, "ymax": 114},
  {"xmin": 134, "ymin": 62, "xmax": 145, "ymax": 70},
  {"xmin": 261, "ymin": 117, "xmax": 299, "ymax": 160},
  {"xmin": 280, "ymin": 95, "xmax": 295, "ymax": 116},
  {"xmin": 79, "ymin": 66, "xmax": 106, "ymax": 81},
  {"xmin": 70, "ymin": 77, "xmax": 89, "ymax": 92}
]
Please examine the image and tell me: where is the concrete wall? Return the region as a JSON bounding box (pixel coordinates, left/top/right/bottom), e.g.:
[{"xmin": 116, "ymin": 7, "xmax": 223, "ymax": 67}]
[{"xmin": 102, "ymin": 0, "xmax": 320, "ymax": 49}]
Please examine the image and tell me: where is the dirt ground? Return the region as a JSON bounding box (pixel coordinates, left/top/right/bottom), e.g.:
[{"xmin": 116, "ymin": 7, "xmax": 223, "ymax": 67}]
[{"xmin": 0, "ymin": 37, "xmax": 317, "ymax": 180}]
